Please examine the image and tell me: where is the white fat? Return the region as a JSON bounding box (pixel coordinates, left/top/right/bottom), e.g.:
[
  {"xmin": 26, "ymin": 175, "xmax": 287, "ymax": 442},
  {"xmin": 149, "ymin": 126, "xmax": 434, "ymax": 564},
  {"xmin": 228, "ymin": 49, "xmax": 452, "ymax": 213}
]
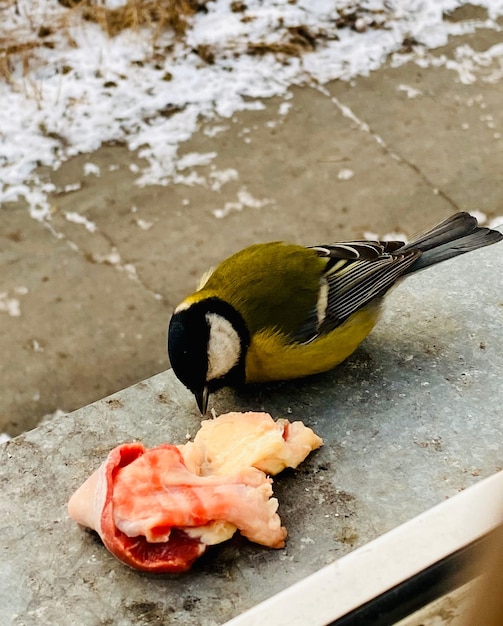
[
  {"xmin": 185, "ymin": 520, "xmax": 237, "ymax": 545},
  {"xmin": 206, "ymin": 313, "xmax": 241, "ymax": 381},
  {"xmin": 316, "ymin": 279, "xmax": 329, "ymax": 327}
]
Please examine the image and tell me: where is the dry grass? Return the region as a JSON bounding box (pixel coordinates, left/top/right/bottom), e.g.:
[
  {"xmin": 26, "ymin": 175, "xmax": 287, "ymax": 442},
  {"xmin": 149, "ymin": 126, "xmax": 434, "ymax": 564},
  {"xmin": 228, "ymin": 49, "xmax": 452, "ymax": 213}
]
[
  {"xmin": 0, "ymin": 0, "xmax": 55, "ymax": 81},
  {"xmin": 0, "ymin": 1, "xmax": 391, "ymax": 83},
  {"xmin": 0, "ymin": 37, "xmax": 51, "ymax": 84},
  {"xmin": 62, "ymin": 0, "xmax": 206, "ymax": 38},
  {"xmin": 0, "ymin": 0, "xmax": 207, "ymax": 82},
  {"xmin": 248, "ymin": 25, "xmax": 321, "ymax": 58}
]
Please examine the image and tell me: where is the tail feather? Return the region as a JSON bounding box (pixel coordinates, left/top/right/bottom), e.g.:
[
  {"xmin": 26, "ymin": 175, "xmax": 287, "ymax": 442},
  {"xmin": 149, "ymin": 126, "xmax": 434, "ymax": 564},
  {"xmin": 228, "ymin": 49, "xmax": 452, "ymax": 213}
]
[{"xmin": 401, "ymin": 212, "xmax": 502, "ymax": 274}]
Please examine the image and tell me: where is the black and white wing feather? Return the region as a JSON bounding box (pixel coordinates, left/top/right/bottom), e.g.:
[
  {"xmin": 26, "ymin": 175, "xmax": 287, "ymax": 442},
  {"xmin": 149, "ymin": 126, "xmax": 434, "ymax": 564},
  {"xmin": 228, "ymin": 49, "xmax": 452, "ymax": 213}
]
[
  {"xmin": 295, "ymin": 212, "xmax": 502, "ymax": 343},
  {"xmin": 295, "ymin": 241, "xmax": 420, "ymax": 342}
]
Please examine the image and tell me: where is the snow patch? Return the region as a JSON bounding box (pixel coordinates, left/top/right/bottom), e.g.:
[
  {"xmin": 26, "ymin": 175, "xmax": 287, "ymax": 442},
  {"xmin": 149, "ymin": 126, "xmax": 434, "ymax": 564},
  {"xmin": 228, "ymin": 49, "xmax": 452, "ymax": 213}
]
[
  {"xmin": 83, "ymin": 163, "xmax": 101, "ymax": 177},
  {"xmin": 65, "ymin": 212, "xmax": 97, "ymax": 232},
  {"xmin": 397, "ymin": 84, "xmax": 423, "ymax": 98},
  {"xmin": 337, "ymin": 168, "xmax": 354, "ymax": 181},
  {"xmin": 209, "ymin": 168, "xmax": 239, "ymax": 192},
  {"xmin": 1, "ymin": 1, "xmax": 503, "ymax": 219},
  {"xmin": 135, "ymin": 218, "xmax": 153, "ymax": 230},
  {"xmin": 0, "ymin": 287, "xmax": 29, "ymax": 317},
  {"xmin": 213, "ymin": 188, "xmax": 272, "ymax": 219}
]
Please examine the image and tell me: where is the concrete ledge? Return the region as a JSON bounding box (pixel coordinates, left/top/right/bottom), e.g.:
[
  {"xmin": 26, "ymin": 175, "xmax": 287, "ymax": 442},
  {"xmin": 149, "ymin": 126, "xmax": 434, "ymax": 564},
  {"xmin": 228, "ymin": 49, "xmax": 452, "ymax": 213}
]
[{"xmin": 1, "ymin": 232, "xmax": 502, "ymax": 625}]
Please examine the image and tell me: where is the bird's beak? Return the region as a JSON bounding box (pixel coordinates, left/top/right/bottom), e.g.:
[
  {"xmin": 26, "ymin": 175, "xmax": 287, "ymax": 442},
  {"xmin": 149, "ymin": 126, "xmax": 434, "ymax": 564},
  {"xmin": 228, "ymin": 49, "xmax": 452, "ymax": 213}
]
[{"xmin": 195, "ymin": 386, "xmax": 209, "ymax": 415}]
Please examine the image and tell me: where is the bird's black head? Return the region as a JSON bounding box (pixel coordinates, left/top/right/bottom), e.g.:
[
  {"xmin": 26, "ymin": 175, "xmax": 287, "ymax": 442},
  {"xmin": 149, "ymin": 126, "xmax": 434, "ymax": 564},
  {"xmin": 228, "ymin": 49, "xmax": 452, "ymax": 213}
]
[{"xmin": 167, "ymin": 297, "xmax": 250, "ymax": 413}]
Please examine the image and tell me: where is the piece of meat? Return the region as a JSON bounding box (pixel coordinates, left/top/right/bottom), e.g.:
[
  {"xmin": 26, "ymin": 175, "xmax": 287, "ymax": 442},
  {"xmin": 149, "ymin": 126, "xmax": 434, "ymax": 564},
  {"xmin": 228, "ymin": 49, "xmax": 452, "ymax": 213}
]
[
  {"xmin": 68, "ymin": 443, "xmax": 207, "ymax": 573},
  {"xmin": 68, "ymin": 412, "xmax": 323, "ymax": 573},
  {"xmin": 182, "ymin": 411, "xmax": 324, "ymax": 476},
  {"xmin": 112, "ymin": 445, "xmax": 286, "ymax": 548}
]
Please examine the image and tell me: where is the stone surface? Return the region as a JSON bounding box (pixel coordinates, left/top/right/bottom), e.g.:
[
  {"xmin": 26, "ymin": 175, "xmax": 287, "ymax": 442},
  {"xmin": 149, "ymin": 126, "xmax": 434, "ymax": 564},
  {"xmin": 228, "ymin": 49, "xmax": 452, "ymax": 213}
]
[{"xmin": 1, "ymin": 235, "xmax": 502, "ymax": 626}]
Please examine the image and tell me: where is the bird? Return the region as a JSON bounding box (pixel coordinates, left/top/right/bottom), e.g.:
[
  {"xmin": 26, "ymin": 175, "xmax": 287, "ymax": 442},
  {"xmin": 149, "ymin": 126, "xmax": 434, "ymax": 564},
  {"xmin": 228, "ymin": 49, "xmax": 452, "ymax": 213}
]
[{"xmin": 168, "ymin": 212, "xmax": 502, "ymax": 413}]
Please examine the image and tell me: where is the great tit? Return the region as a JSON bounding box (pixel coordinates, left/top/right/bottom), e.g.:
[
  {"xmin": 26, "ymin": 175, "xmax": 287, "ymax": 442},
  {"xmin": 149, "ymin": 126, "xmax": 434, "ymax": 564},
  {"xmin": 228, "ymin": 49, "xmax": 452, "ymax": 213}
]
[{"xmin": 168, "ymin": 212, "xmax": 502, "ymax": 413}]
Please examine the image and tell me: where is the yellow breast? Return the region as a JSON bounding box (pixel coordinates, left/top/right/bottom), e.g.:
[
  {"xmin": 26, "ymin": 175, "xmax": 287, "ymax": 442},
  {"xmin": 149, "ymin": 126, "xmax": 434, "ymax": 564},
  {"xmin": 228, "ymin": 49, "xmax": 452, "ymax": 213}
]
[{"xmin": 244, "ymin": 304, "xmax": 380, "ymax": 383}]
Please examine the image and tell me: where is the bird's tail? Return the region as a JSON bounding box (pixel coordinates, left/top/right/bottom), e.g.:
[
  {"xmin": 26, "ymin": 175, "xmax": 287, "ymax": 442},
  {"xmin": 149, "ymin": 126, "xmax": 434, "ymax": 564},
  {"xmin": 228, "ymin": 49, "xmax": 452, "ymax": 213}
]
[{"xmin": 401, "ymin": 212, "xmax": 502, "ymax": 274}]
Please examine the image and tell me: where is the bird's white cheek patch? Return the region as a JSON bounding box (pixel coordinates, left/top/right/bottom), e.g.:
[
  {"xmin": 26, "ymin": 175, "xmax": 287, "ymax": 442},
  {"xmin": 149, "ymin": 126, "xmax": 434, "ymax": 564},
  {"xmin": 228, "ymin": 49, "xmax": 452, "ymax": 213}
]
[{"xmin": 205, "ymin": 313, "xmax": 241, "ymax": 381}]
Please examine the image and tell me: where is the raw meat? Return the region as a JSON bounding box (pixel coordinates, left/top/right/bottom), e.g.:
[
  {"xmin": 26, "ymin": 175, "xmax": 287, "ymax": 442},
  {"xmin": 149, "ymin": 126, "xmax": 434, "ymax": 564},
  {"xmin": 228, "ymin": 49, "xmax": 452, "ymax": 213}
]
[
  {"xmin": 68, "ymin": 411, "xmax": 322, "ymax": 573},
  {"xmin": 183, "ymin": 411, "xmax": 324, "ymax": 476}
]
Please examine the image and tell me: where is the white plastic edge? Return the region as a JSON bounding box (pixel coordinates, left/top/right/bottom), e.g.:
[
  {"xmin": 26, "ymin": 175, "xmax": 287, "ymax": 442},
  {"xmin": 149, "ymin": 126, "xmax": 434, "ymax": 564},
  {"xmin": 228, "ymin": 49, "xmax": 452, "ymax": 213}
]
[{"xmin": 222, "ymin": 470, "xmax": 503, "ymax": 626}]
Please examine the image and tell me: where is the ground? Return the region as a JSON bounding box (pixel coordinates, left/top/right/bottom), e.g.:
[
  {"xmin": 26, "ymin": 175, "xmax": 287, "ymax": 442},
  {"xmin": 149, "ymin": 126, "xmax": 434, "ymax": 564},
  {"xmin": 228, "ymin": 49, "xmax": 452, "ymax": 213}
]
[{"xmin": 1, "ymin": 5, "xmax": 503, "ymax": 436}]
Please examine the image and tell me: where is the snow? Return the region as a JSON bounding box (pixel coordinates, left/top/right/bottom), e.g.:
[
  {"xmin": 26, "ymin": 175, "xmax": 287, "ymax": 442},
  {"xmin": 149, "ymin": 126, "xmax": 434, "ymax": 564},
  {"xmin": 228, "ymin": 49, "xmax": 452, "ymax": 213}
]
[
  {"xmin": 1, "ymin": 1, "xmax": 503, "ymax": 220},
  {"xmin": 337, "ymin": 168, "xmax": 355, "ymax": 181},
  {"xmin": 0, "ymin": 287, "xmax": 29, "ymax": 317},
  {"xmin": 397, "ymin": 83, "xmax": 423, "ymax": 98},
  {"xmin": 402, "ymin": 42, "xmax": 503, "ymax": 85},
  {"xmin": 65, "ymin": 212, "xmax": 97, "ymax": 232},
  {"xmin": 209, "ymin": 168, "xmax": 239, "ymax": 192},
  {"xmin": 135, "ymin": 218, "xmax": 154, "ymax": 231},
  {"xmin": 213, "ymin": 188, "xmax": 272, "ymax": 219}
]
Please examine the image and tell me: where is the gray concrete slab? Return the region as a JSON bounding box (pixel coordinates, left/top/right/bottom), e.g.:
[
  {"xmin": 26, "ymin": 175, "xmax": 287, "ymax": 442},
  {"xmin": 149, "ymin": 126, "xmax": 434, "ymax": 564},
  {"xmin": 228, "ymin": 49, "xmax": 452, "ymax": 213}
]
[
  {"xmin": 3, "ymin": 17, "xmax": 503, "ymax": 436},
  {"xmin": 329, "ymin": 25, "xmax": 503, "ymax": 216},
  {"xmin": 1, "ymin": 232, "xmax": 502, "ymax": 626}
]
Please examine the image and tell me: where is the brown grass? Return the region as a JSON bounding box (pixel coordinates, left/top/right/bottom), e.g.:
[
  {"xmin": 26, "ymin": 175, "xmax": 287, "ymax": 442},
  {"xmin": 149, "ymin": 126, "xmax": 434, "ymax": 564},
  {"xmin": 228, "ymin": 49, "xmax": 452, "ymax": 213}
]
[
  {"xmin": 0, "ymin": 0, "xmax": 208, "ymax": 83},
  {"xmin": 248, "ymin": 25, "xmax": 321, "ymax": 58},
  {"xmin": 0, "ymin": 1, "xmax": 389, "ymax": 84},
  {"xmin": 65, "ymin": 0, "xmax": 205, "ymax": 38}
]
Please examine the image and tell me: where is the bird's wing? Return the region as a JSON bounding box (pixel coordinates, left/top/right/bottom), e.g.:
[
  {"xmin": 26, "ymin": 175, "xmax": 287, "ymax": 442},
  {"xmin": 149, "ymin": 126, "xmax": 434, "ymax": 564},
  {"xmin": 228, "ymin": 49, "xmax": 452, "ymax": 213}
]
[
  {"xmin": 294, "ymin": 242, "xmax": 420, "ymax": 342},
  {"xmin": 311, "ymin": 240, "xmax": 404, "ymax": 262}
]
